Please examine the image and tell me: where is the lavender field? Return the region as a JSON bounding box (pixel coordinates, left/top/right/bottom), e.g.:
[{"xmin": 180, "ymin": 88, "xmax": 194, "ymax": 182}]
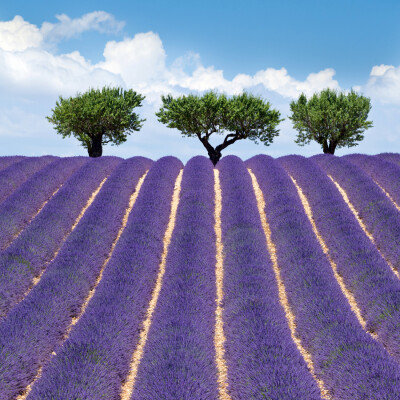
[{"xmin": 1, "ymin": 154, "xmax": 400, "ymax": 400}]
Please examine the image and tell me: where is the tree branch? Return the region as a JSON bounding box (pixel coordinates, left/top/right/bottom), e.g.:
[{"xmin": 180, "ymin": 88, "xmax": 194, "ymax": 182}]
[{"xmin": 216, "ymin": 133, "xmax": 240, "ymax": 152}]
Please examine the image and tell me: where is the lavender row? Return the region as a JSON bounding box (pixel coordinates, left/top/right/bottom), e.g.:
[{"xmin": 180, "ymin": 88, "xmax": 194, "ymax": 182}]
[
  {"xmin": 0, "ymin": 156, "xmax": 56, "ymax": 205},
  {"xmin": 28, "ymin": 157, "xmax": 183, "ymax": 400},
  {"xmin": 279, "ymin": 155, "xmax": 400, "ymax": 361},
  {"xmin": 248, "ymin": 154, "xmax": 400, "ymax": 399},
  {"xmin": 132, "ymin": 156, "xmax": 219, "ymax": 399},
  {"xmin": 217, "ymin": 156, "xmax": 322, "ymax": 399},
  {"xmin": 312, "ymin": 154, "xmax": 400, "ymax": 274},
  {"xmin": 377, "ymin": 152, "xmax": 400, "ymax": 166},
  {"xmin": 0, "ymin": 156, "xmax": 26, "ymax": 172},
  {"xmin": 0, "ymin": 157, "xmax": 152, "ymax": 400},
  {"xmin": 344, "ymin": 154, "xmax": 400, "ymax": 207},
  {"xmin": 0, "ymin": 156, "xmax": 121, "ymax": 321},
  {"xmin": 0, "ymin": 157, "xmax": 87, "ymax": 251}
]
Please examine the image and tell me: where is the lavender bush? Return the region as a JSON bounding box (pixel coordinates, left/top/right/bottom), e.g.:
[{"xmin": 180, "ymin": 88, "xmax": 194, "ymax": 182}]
[
  {"xmin": 0, "ymin": 156, "xmax": 56, "ymax": 205},
  {"xmin": 0, "ymin": 156, "xmax": 120, "ymax": 321},
  {"xmin": 0, "ymin": 156, "xmax": 26, "ymax": 172},
  {"xmin": 344, "ymin": 154, "xmax": 400, "ymax": 207},
  {"xmin": 218, "ymin": 155, "xmax": 322, "ymax": 399},
  {"xmin": 0, "ymin": 157, "xmax": 87, "ymax": 251},
  {"xmin": 279, "ymin": 154, "xmax": 400, "ymax": 361},
  {"xmin": 376, "ymin": 152, "xmax": 400, "ymax": 165},
  {"xmin": 27, "ymin": 156, "xmax": 182, "ymax": 400},
  {"xmin": 132, "ymin": 156, "xmax": 219, "ymax": 399},
  {"xmin": 0, "ymin": 154, "xmax": 397, "ymax": 398},
  {"xmin": 312, "ymin": 154, "xmax": 400, "ymax": 275},
  {"xmin": 0, "ymin": 157, "xmax": 151, "ymax": 400},
  {"xmin": 247, "ymin": 153, "xmax": 400, "ymax": 399}
]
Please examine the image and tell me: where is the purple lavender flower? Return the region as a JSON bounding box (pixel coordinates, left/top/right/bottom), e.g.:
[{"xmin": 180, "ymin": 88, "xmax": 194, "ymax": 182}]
[{"xmin": 27, "ymin": 156, "xmax": 182, "ymax": 400}]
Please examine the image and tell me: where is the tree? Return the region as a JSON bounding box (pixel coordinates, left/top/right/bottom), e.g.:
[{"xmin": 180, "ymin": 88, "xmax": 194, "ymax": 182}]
[
  {"xmin": 289, "ymin": 88, "xmax": 373, "ymax": 154},
  {"xmin": 47, "ymin": 86, "xmax": 145, "ymax": 157},
  {"xmin": 156, "ymin": 91, "xmax": 282, "ymax": 165}
]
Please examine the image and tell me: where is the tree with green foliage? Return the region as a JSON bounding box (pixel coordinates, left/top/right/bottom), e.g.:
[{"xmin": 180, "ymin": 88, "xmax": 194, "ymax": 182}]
[
  {"xmin": 289, "ymin": 88, "xmax": 373, "ymax": 154},
  {"xmin": 156, "ymin": 91, "xmax": 282, "ymax": 165},
  {"xmin": 47, "ymin": 86, "xmax": 145, "ymax": 157}
]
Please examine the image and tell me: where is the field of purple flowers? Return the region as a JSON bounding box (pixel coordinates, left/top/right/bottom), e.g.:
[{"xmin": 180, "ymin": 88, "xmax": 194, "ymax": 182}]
[{"xmin": 1, "ymin": 154, "xmax": 400, "ymax": 400}]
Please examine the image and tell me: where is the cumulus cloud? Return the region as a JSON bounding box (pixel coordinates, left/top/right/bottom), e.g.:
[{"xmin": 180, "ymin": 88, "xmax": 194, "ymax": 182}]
[
  {"xmin": 167, "ymin": 62, "xmax": 339, "ymax": 98},
  {"xmin": 171, "ymin": 65, "xmax": 230, "ymax": 92},
  {"xmin": 252, "ymin": 67, "xmax": 339, "ymax": 98},
  {"xmin": 370, "ymin": 64, "xmax": 394, "ymax": 77},
  {"xmin": 98, "ymin": 32, "xmax": 168, "ymax": 87},
  {"xmin": 0, "ymin": 16, "xmax": 43, "ymax": 51},
  {"xmin": 0, "ymin": 47, "xmax": 123, "ymax": 97},
  {"xmin": 0, "ymin": 12, "xmax": 345, "ymax": 106},
  {"xmin": 364, "ymin": 64, "xmax": 400, "ymax": 104},
  {"xmin": 0, "ymin": 12, "xmax": 124, "ymax": 52}
]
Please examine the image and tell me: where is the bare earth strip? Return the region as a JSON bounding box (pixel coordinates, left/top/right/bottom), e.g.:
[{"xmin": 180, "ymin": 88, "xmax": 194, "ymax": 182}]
[
  {"xmin": 213, "ymin": 169, "xmax": 232, "ymax": 400},
  {"xmin": 4, "ymin": 187, "xmax": 61, "ymax": 251},
  {"xmin": 374, "ymin": 179, "xmax": 400, "ymax": 213},
  {"xmin": 248, "ymin": 169, "xmax": 331, "ymax": 399},
  {"xmin": 119, "ymin": 169, "xmax": 183, "ymax": 400},
  {"xmin": 291, "ymin": 175, "xmax": 378, "ymax": 341},
  {"xmin": 15, "ymin": 176, "xmax": 109, "ymax": 400},
  {"xmin": 328, "ymin": 175, "xmax": 400, "ymax": 280},
  {"xmin": 16, "ymin": 172, "xmax": 149, "ymax": 400}
]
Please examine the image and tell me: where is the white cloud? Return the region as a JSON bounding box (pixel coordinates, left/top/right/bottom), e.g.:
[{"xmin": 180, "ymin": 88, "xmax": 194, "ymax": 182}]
[
  {"xmin": 252, "ymin": 67, "xmax": 339, "ymax": 98},
  {"xmin": 0, "ymin": 16, "xmax": 43, "ymax": 51},
  {"xmin": 98, "ymin": 32, "xmax": 168, "ymax": 87},
  {"xmin": 171, "ymin": 65, "xmax": 229, "ymax": 92},
  {"xmin": 364, "ymin": 64, "xmax": 400, "ymax": 104},
  {"xmin": 40, "ymin": 11, "xmax": 125, "ymax": 43},
  {"xmin": 0, "ymin": 13, "xmax": 344, "ymax": 105},
  {"xmin": 0, "ymin": 47, "xmax": 123, "ymax": 97},
  {"xmin": 370, "ymin": 64, "xmax": 394, "ymax": 76},
  {"xmin": 0, "ymin": 12, "xmax": 124, "ymax": 53},
  {"xmin": 167, "ymin": 63, "xmax": 339, "ymax": 99}
]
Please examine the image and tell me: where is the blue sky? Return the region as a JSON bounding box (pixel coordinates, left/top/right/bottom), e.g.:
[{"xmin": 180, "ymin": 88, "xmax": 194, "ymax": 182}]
[{"xmin": 1, "ymin": 0, "xmax": 400, "ymax": 161}]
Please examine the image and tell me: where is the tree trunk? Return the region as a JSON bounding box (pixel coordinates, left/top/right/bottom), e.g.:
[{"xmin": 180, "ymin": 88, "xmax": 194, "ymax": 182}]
[
  {"xmin": 199, "ymin": 137, "xmax": 222, "ymax": 166},
  {"xmin": 328, "ymin": 141, "xmax": 337, "ymax": 154},
  {"xmin": 208, "ymin": 149, "xmax": 222, "ymax": 166},
  {"xmin": 323, "ymin": 140, "xmax": 337, "ymax": 155},
  {"xmin": 88, "ymin": 135, "xmax": 103, "ymax": 157}
]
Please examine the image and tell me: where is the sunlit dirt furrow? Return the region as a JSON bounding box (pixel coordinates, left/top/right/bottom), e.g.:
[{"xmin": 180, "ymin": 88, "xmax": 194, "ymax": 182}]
[
  {"xmin": 328, "ymin": 175, "xmax": 400, "ymax": 280},
  {"xmin": 14, "ymin": 177, "xmax": 108, "ymax": 320},
  {"xmin": 3, "ymin": 186, "xmax": 61, "ymax": 251},
  {"xmin": 291, "ymin": 175, "xmax": 377, "ymax": 340},
  {"xmin": 213, "ymin": 169, "xmax": 232, "ymax": 400},
  {"xmin": 15, "ymin": 366, "xmax": 43, "ymax": 400},
  {"xmin": 16, "ymin": 172, "xmax": 148, "ymax": 400},
  {"xmin": 119, "ymin": 169, "xmax": 183, "ymax": 400},
  {"xmin": 248, "ymin": 168, "xmax": 331, "ymax": 400},
  {"xmin": 373, "ymin": 179, "xmax": 400, "ymax": 212}
]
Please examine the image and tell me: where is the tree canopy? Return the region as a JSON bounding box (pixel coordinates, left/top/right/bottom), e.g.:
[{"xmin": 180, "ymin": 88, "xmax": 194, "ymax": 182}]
[
  {"xmin": 289, "ymin": 88, "xmax": 373, "ymax": 154},
  {"xmin": 156, "ymin": 91, "xmax": 282, "ymax": 165},
  {"xmin": 47, "ymin": 86, "xmax": 145, "ymax": 157}
]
